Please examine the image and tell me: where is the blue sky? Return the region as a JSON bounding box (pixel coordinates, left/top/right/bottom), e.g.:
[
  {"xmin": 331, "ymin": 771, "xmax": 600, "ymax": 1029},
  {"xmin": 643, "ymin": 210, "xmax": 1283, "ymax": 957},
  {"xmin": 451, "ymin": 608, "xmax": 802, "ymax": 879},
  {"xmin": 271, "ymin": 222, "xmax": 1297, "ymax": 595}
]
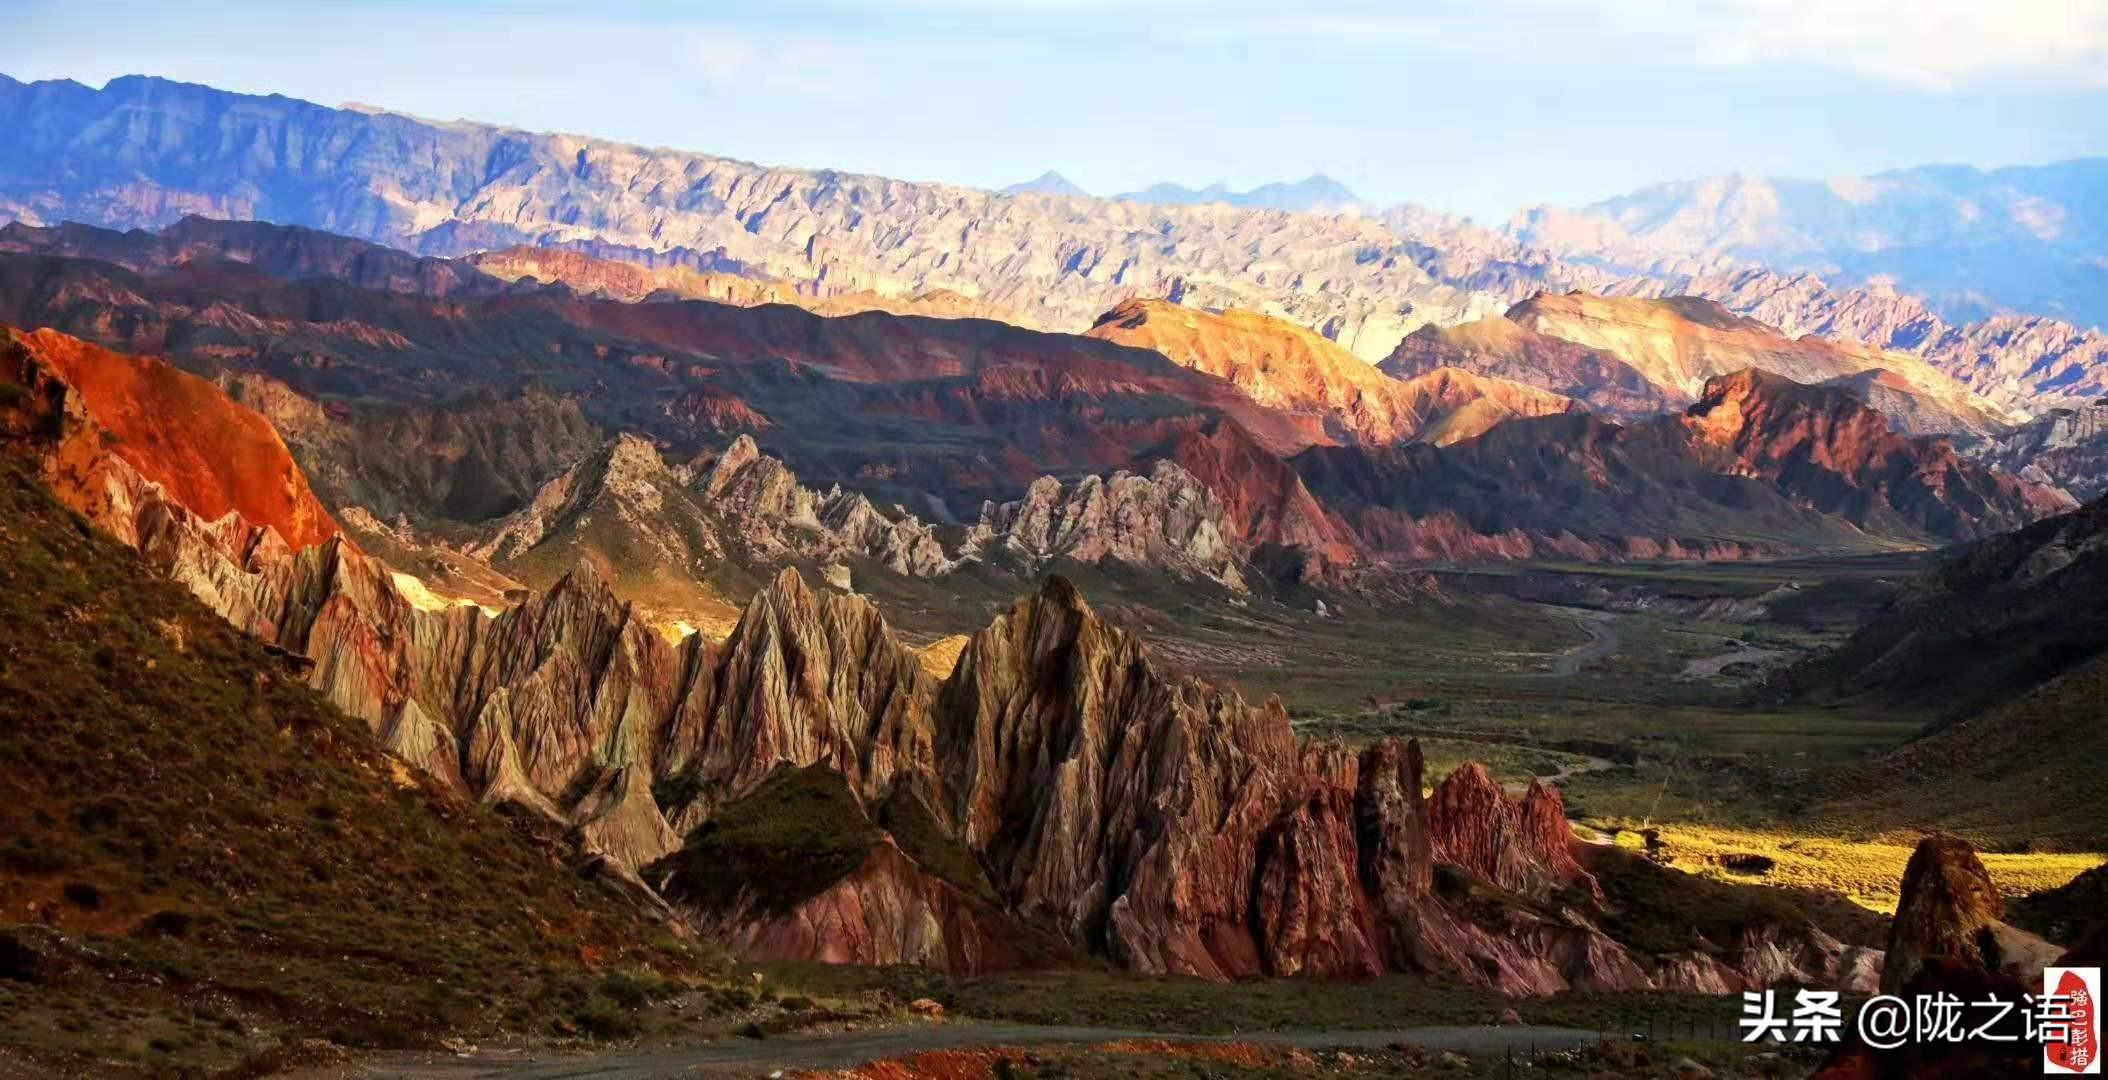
[{"xmin": 5, "ymin": 0, "xmax": 2106, "ymax": 222}]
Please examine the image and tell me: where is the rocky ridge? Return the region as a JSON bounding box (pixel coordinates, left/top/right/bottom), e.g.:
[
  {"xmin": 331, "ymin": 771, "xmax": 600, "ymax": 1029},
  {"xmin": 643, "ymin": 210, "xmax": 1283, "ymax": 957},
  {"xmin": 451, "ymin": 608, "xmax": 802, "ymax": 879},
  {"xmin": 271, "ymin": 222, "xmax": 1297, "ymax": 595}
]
[
  {"xmin": 0, "ymin": 323, "xmax": 1878, "ymax": 996},
  {"xmin": 1958, "ymin": 398, "xmax": 2108, "ymax": 502},
  {"xmin": 1506, "ymin": 292, "xmax": 2015, "ymax": 436},
  {"xmin": 1086, "ymin": 298, "xmax": 1574, "ymax": 447},
  {"xmin": 468, "ymin": 430, "xmax": 1257, "ymax": 607},
  {"xmin": 7, "ymin": 76, "xmax": 2108, "ymax": 415}
]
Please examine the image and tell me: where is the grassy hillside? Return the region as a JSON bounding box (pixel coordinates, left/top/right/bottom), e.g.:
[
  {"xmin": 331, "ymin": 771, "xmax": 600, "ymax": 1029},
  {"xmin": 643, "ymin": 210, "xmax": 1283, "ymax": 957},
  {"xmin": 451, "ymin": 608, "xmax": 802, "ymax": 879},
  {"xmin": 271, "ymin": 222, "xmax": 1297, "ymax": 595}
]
[
  {"xmin": 0, "ymin": 458, "xmax": 712, "ymax": 1075},
  {"xmin": 1815, "ymin": 654, "xmax": 2108, "ymax": 851}
]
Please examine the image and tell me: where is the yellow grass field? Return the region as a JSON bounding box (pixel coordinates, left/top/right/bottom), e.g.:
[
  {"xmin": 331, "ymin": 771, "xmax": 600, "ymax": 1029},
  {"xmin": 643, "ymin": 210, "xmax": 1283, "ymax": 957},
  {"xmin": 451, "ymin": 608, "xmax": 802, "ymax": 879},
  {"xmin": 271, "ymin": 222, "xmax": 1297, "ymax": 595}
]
[{"xmin": 1611, "ymin": 825, "xmax": 2105, "ymax": 914}]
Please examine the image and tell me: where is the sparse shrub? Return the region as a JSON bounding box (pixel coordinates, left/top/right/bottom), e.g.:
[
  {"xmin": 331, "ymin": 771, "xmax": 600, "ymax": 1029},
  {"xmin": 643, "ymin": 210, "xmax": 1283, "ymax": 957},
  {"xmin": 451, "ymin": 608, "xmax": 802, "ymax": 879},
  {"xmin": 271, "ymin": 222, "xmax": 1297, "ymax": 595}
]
[
  {"xmin": 573, "ymin": 997, "xmax": 643, "ymax": 1040},
  {"xmin": 62, "ymin": 880, "xmax": 104, "ymax": 910},
  {"xmin": 137, "ymin": 910, "xmax": 197, "ymax": 938}
]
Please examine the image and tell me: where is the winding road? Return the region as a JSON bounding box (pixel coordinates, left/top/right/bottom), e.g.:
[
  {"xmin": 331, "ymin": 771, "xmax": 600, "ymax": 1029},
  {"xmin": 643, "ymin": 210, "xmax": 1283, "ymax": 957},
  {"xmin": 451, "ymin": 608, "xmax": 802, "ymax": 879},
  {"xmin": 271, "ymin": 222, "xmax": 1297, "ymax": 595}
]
[
  {"xmin": 1541, "ymin": 607, "xmax": 1619, "ymax": 677},
  {"xmin": 343, "ymin": 1023, "xmax": 1606, "ymax": 1078}
]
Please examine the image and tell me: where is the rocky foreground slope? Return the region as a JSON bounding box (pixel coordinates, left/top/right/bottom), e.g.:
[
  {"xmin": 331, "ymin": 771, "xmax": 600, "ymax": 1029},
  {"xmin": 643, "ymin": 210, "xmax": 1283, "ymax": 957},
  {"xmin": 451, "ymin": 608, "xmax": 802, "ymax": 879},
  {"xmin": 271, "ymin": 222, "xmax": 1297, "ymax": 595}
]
[
  {"xmin": 0, "ymin": 323, "xmax": 1881, "ymax": 997},
  {"xmin": 0, "ymin": 441, "xmax": 710, "ymax": 1074}
]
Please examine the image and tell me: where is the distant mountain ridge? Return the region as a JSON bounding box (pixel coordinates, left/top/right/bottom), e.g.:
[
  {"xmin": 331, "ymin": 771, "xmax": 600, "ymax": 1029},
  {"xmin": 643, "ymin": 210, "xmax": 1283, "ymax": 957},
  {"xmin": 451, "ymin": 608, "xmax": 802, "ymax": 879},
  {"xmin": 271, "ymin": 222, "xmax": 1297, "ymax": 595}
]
[
  {"xmin": 1112, "ymin": 174, "xmax": 1367, "ymax": 214},
  {"xmin": 1511, "ymin": 158, "xmax": 2108, "ymax": 331},
  {"xmin": 5, "ymin": 73, "xmax": 2108, "ymax": 410},
  {"xmin": 1000, "ymin": 170, "xmax": 1089, "ymax": 198}
]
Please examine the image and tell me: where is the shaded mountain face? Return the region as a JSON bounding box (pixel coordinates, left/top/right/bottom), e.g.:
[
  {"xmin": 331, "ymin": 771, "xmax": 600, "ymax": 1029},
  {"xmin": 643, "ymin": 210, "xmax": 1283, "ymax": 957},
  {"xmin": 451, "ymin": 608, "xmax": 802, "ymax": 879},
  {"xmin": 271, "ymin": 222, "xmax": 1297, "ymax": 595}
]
[
  {"xmin": 466, "ymin": 244, "xmax": 1031, "ymax": 326},
  {"xmin": 223, "ymin": 372, "xmax": 605, "ymax": 525},
  {"xmin": 0, "ymin": 323, "xmax": 1878, "ymax": 996},
  {"xmin": 1788, "ymin": 490, "xmax": 2108, "ymax": 850},
  {"xmin": 1509, "ymin": 159, "xmax": 2108, "ymax": 330},
  {"xmin": 1383, "ymin": 315, "xmax": 1674, "ymax": 422},
  {"xmin": 0, "ymin": 74, "xmax": 1541, "ymax": 362},
  {"xmin": 1960, "ymin": 398, "xmax": 2108, "ymax": 502},
  {"xmin": 1505, "ymin": 292, "xmax": 2014, "ymax": 436},
  {"xmin": 0, "ymin": 453, "xmax": 708, "ymax": 1072},
  {"xmin": 0, "ymin": 219, "xmax": 2066, "ymax": 575},
  {"xmin": 1086, "ymin": 298, "xmax": 1573, "ymax": 446},
  {"xmin": 1790, "ymin": 492, "xmax": 2108, "ymax": 717},
  {"xmin": 0, "ymin": 221, "xmax": 1317, "ymax": 507}
]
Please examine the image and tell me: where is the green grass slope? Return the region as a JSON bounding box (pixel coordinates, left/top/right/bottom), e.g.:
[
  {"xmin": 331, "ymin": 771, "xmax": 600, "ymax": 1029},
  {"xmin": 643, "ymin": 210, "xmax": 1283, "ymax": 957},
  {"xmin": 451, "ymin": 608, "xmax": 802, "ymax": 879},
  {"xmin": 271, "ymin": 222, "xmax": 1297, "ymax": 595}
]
[{"xmin": 0, "ymin": 458, "xmax": 711, "ymax": 1075}]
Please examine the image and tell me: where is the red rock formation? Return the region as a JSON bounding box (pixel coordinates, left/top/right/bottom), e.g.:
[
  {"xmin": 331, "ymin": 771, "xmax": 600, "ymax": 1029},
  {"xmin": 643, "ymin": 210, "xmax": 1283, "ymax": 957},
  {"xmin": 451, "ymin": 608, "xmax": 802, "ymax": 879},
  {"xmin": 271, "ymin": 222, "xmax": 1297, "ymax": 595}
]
[
  {"xmin": 1812, "ymin": 834, "xmax": 2066, "ymax": 1079},
  {"xmin": 1383, "ymin": 315, "xmax": 1674, "ymax": 422},
  {"xmin": 1167, "ymin": 420, "xmax": 1364, "ymax": 573},
  {"xmin": 696, "ymin": 839, "xmax": 1029, "ymax": 976},
  {"xmin": 1687, "ymin": 368, "xmax": 2073, "ymax": 539},
  {"xmin": 1, "ymin": 326, "xmax": 338, "ymax": 549},
  {"xmin": 1424, "ymin": 765, "xmax": 1596, "ymax": 900},
  {"xmin": 2, "ymin": 327, "xmax": 1888, "ymax": 993}
]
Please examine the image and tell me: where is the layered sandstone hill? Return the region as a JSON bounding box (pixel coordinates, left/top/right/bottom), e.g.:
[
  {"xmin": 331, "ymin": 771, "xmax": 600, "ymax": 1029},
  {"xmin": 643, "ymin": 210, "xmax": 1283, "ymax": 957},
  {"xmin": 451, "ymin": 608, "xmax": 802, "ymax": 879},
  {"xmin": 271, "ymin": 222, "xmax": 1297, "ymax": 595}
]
[
  {"xmin": 1084, "ymin": 298, "xmax": 1572, "ymax": 446},
  {"xmin": 0, "ymin": 220, "xmax": 2066, "ymax": 579},
  {"xmin": 1506, "ymin": 293, "xmax": 2015, "ymax": 436},
  {"xmin": 0, "ymin": 326, "xmax": 338, "ymax": 549},
  {"xmin": 1960, "ymin": 398, "xmax": 2108, "ymax": 502},
  {"xmin": 470, "ymin": 245, "xmax": 1031, "ymax": 325},
  {"xmin": 1383, "ymin": 315, "xmax": 1673, "ymax": 422},
  {"xmin": 1683, "ymin": 369, "xmax": 2071, "ymax": 540},
  {"xmin": 1688, "ymin": 259, "xmax": 2108, "ymax": 396},
  {"xmin": 1291, "ymin": 368, "xmax": 2062, "ymax": 563},
  {"xmin": 1, "ymin": 324, "xmax": 1877, "ymax": 995},
  {"xmin": 0, "ymin": 218, "xmax": 1320, "ymax": 504}
]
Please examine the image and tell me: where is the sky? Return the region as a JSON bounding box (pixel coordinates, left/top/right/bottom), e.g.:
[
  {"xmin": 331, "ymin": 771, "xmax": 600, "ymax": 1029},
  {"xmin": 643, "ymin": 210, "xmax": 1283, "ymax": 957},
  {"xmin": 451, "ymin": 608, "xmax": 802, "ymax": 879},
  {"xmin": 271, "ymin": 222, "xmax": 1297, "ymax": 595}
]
[{"xmin": 4, "ymin": 0, "xmax": 2106, "ymax": 223}]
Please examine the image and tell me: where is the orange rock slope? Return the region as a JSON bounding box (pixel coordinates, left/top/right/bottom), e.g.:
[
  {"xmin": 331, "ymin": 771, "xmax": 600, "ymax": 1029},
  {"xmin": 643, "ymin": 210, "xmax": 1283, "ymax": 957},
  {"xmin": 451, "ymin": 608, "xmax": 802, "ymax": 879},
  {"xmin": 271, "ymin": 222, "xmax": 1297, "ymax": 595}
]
[
  {"xmin": 1507, "ymin": 292, "xmax": 2015, "ymax": 436},
  {"xmin": 1087, "ymin": 298, "xmax": 1571, "ymax": 447},
  {"xmin": 0, "ymin": 326, "xmax": 337, "ymax": 550}
]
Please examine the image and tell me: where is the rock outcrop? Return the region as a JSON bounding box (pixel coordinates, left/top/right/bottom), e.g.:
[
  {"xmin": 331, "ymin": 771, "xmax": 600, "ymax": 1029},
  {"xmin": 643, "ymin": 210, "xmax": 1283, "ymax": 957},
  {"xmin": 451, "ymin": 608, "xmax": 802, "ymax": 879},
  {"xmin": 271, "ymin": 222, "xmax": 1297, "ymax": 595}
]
[
  {"xmin": 1085, "ymin": 298, "xmax": 1571, "ymax": 447},
  {"xmin": 1, "ymin": 327, "xmax": 339, "ymax": 550},
  {"xmin": 1685, "ymin": 369, "xmax": 2073, "ymax": 541},
  {"xmin": 471, "ymin": 431, "xmax": 1260, "ymax": 603},
  {"xmin": 1507, "ymin": 293, "xmax": 2014, "ymax": 436},
  {"xmin": 1961, "ymin": 398, "xmax": 2108, "ymax": 502},
  {"xmin": 1384, "ymin": 315, "xmax": 1674, "ymax": 422},
  {"xmin": 1882, "ymin": 834, "xmax": 2062, "ymax": 995}
]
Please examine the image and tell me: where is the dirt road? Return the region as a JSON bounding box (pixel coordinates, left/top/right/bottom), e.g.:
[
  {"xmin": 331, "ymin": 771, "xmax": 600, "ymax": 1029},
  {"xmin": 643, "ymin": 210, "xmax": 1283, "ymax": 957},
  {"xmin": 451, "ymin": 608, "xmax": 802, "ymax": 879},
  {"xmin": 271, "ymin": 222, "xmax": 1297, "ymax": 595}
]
[
  {"xmin": 341, "ymin": 1022, "xmax": 1606, "ymax": 1078},
  {"xmin": 1542, "ymin": 607, "xmax": 1618, "ymax": 676}
]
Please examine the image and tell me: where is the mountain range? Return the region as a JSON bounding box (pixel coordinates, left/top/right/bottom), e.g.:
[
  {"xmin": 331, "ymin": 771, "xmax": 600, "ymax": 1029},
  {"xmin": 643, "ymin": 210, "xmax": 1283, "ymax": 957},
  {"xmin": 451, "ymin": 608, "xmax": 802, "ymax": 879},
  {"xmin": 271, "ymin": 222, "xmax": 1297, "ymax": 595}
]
[
  {"xmin": 1510, "ymin": 159, "xmax": 2108, "ymax": 330},
  {"xmin": 4, "ymin": 64, "xmax": 2107, "ymax": 1077},
  {"xmin": 0, "ymin": 216, "xmax": 2067, "ymax": 599},
  {"xmin": 6, "ymin": 74, "xmax": 2108, "ymax": 416}
]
